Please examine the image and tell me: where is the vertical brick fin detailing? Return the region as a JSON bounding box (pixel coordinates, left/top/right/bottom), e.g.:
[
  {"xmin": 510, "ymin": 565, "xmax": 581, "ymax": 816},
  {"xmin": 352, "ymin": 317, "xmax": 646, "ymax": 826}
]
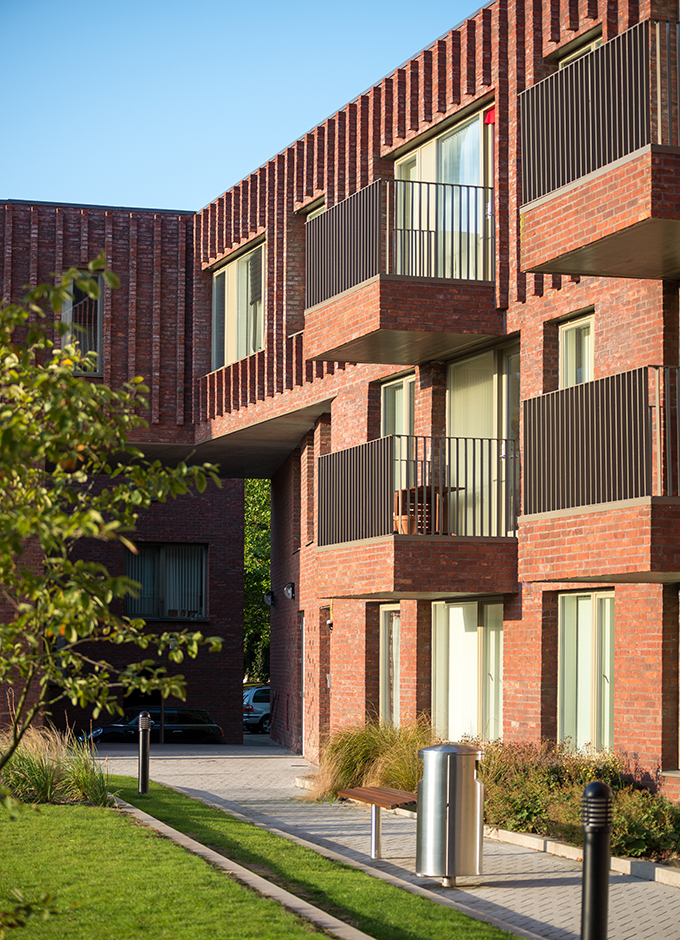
[
  {"xmin": 551, "ymin": 273, "xmax": 562, "ymax": 290},
  {"xmin": 496, "ymin": 0, "xmax": 510, "ymax": 311},
  {"xmin": 382, "ymin": 77, "xmax": 394, "ymax": 147},
  {"xmin": 396, "ymin": 68, "xmax": 407, "ymax": 138},
  {"xmin": 450, "ymin": 30, "xmax": 462, "ymax": 105},
  {"xmin": 587, "ymin": 0, "xmax": 598, "ymax": 17},
  {"xmin": 533, "ymin": 272, "xmax": 544, "ymax": 295},
  {"xmin": 232, "ymin": 189, "xmax": 241, "ymax": 244},
  {"xmin": 514, "ymin": 0, "xmax": 527, "ymax": 303},
  {"xmin": 359, "ymin": 96, "xmax": 370, "ymax": 190},
  {"xmin": 421, "ymin": 50, "xmax": 433, "ymax": 124},
  {"xmin": 223, "ymin": 192, "xmax": 233, "ymax": 253},
  {"xmin": 241, "ymin": 180, "xmax": 250, "ymax": 242},
  {"xmin": 80, "ymin": 209, "xmax": 89, "ymax": 266},
  {"xmin": 54, "ymin": 209, "xmax": 63, "ymax": 284},
  {"xmin": 482, "ymin": 8, "xmax": 493, "ymax": 85},
  {"xmin": 605, "ymin": 0, "xmax": 619, "ymax": 40},
  {"xmin": 466, "ymin": 20, "xmax": 477, "ymax": 96},
  {"xmin": 209, "ymin": 202, "xmax": 217, "ymax": 262},
  {"xmin": 128, "ymin": 215, "xmax": 137, "ymax": 382},
  {"xmin": 315, "ymin": 126, "xmax": 325, "ymax": 194},
  {"xmin": 296, "ymin": 140, "xmax": 305, "ymax": 204},
  {"xmin": 176, "ymin": 219, "xmax": 186, "ymax": 425},
  {"xmin": 266, "ymin": 162, "xmax": 276, "ymax": 398},
  {"xmin": 294, "ymin": 332, "xmax": 304, "ymax": 387},
  {"xmin": 305, "ymin": 133, "xmax": 315, "ymax": 198},
  {"xmin": 627, "ymin": 0, "xmax": 638, "ymax": 28},
  {"xmin": 568, "ymin": 0, "xmax": 579, "ymax": 31},
  {"xmin": 347, "ymin": 103, "xmax": 357, "ymax": 197},
  {"xmin": 274, "ymin": 154, "xmax": 286, "ymax": 395},
  {"xmin": 216, "ymin": 195, "xmax": 225, "ymax": 257},
  {"xmin": 103, "ymin": 213, "xmax": 113, "ymax": 388},
  {"xmin": 259, "ymin": 167, "xmax": 268, "ymax": 230},
  {"xmin": 336, "ymin": 110, "xmax": 347, "ymax": 204},
  {"xmin": 257, "ymin": 349, "xmax": 265, "ymax": 401},
  {"xmin": 151, "ymin": 215, "xmax": 162, "ymax": 424},
  {"xmin": 29, "ymin": 207, "xmax": 38, "ymax": 289},
  {"xmin": 325, "ymin": 119, "xmax": 336, "ymax": 208},
  {"xmin": 201, "ymin": 209, "xmax": 209, "ymax": 267},
  {"xmin": 550, "ymin": 0, "xmax": 561, "ymax": 41},
  {"xmin": 409, "ymin": 59, "xmax": 420, "ymax": 131},
  {"xmin": 436, "ymin": 40, "xmax": 448, "ymax": 112},
  {"xmin": 223, "ymin": 367, "xmax": 232, "ymax": 414},
  {"xmin": 3, "ymin": 206, "xmax": 12, "ymax": 300},
  {"xmin": 368, "ymin": 86, "xmax": 385, "ymax": 182},
  {"xmin": 250, "ymin": 172, "xmax": 259, "ymax": 234}
]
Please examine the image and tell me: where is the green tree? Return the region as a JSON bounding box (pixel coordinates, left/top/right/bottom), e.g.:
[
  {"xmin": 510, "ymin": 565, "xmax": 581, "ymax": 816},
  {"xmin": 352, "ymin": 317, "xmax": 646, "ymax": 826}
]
[
  {"xmin": 0, "ymin": 254, "xmax": 222, "ymax": 772},
  {"xmin": 243, "ymin": 479, "xmax": 270, "ymax": 682}
]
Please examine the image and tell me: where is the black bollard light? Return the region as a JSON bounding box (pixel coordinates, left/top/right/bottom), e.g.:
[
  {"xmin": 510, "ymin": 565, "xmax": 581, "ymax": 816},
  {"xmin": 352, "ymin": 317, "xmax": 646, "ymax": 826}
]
[
  {"xmin": 581, "ymin": 780, "xmax": 614, "ymax": 940},
  {"xmin": 138, "ymin": 710, "xmax": 151, "ymax": 795}
]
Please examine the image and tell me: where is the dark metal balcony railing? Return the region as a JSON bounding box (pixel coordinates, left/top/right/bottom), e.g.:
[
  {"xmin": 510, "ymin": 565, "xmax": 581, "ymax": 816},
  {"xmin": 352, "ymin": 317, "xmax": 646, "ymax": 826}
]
[
  {"xmin": 305, "ymin": 178, "xmax": 495, "ymax": 308},
  {"xmin": 317, "ymin": 434, "xmax": 519, "ymax": 547},
  {"xmin": 523, "ymin": 366, "xmax": 680, "ymax": 515},
  {"xmin": 520, "ymin": 20, "xmax": 679, "ymax": 204}
]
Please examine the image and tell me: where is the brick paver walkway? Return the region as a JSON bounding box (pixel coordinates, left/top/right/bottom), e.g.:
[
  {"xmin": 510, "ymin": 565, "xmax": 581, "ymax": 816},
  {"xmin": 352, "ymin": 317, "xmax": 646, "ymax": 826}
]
[{"xmin": 100, "ymin": 740, "xmax": 680, "ymax": 940}]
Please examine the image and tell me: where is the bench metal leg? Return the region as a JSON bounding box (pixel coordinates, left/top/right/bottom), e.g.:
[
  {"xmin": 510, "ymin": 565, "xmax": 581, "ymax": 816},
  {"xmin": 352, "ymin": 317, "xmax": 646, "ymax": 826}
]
[{"xmin": 370, "ymin": 804, "xmax": 382, "ymax": 859}]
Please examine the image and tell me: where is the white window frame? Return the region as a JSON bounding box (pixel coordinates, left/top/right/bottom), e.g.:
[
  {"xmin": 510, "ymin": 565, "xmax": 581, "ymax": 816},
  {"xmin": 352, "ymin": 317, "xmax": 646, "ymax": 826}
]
[
  {"xmin": 431, "ymin": 598, "xmax": 504, "ymax": 742},
  {"xmin": 379, "ymin": 605, "xmax": 401, "ymax": 727},
  {"xmin": 558, "ymin": 591, "xmax": 615, "ymax": 752},
  {"xmin": 381, "ymin": 375, "xmax": 415, "ymax": 438},
  {"xmin": 559, "ymin": 33, "xmax": 603, "ymax": 68},
  {"xmin": 394, "ymin": 108, "xmax": 494, "ymax": 188},
  {"xmin": 212, "ymin": 243, "xmax": 265, "ymax": 371},
  {"xmin": 125, "ymin": 543, "xmax": 207, "ymax": 621},
  {"xmin": 559, "ymin": 313, "xmax": 594, "ymax": 389},
  {"xmin": 61, "ymin": 274, "xmax": 103, "ymax": 374}
]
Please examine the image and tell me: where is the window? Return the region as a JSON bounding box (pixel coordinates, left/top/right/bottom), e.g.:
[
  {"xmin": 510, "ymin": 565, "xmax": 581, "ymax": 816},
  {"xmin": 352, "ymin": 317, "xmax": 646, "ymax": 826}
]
[
  {"xmin": 61, "ymin": 275, "xmax": 102, "ymax": 373},
  {"xmin": 559, "ymin": 315, "xmax": 593, "ymax": 388},
  {"xmin": 432, "ymin": 600, "xmax": 503, "ymax": 741},
  {"xmin": 379, "ymin": 606, "xmax": 401, "ymax": 727},
  {"xmin": 558, "ymin": 34, "xmax": 603, "ymax": 68},
  {"xmin": 125, "ymin": 544, "xmax": 207, "ymax": 620},
  {"xmin": 558, "ymin": 592, "xmax": 614, "ymax": 751},
  {"xmin": 212, "ymin": 244, "xmax": 264, "ymax": 370},
  {"xmin": 381, "ymin": 375, "xmax": 415, "ymax": 438}
]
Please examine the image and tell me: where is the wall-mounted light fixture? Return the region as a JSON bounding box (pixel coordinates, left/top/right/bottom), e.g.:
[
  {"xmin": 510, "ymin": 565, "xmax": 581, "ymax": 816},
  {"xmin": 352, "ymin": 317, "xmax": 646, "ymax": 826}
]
[
  {"xmin": 263, "ymin": 590, "xmax": 275, "ymax": 607},
  {"xmin": 284, "ymin": 582, "xmax": 295, "ymax": 600}
]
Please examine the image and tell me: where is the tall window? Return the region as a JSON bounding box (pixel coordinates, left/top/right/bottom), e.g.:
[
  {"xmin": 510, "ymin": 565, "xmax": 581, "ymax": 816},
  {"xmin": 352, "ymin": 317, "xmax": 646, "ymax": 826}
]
[
  {"xmin": 558, "ymin": 592, "xmax": 614, "ymax": 751},
  {"xmin": 382, "ymin": 376, "xmax": 415, "ymax": 493},
  {"xmin": 212, "ymin": 244, "xmax": 264, "ymax": 370},
  {"xmin": 61, "ymin": 275, "xmax": 102, "ymax": 373},
  {"xmin": 125, "ymin": 544, "xmax": 207, "ymax": 620},
  {"xmin": 379, "ymin": 606, "xmax": 401, "ymax": 727},
  {"xmin": 559, "ymin": 315, "xmax": 593, "ymax": 388},
  {"xmin": 432, "ymin": 599, "xmax": 503, "ymax": 741}
]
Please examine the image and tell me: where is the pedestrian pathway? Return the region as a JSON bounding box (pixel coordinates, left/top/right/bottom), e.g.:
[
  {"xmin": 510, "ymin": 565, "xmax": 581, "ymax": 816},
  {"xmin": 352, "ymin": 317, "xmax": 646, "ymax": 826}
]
[{"xmin": 99, "ymin": 741, "xmax": 680, "ymax": 940}]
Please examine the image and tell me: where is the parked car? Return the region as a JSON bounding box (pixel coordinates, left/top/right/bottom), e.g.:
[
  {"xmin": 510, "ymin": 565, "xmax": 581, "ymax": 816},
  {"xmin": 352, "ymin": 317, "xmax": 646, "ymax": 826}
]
[
  {"xmin": 243, "ymin": 685, "xmax": 270, "ymax": 734},
  {"xmin": 79, "ymin": 707, "xmax": 226, "ymax": 744}
]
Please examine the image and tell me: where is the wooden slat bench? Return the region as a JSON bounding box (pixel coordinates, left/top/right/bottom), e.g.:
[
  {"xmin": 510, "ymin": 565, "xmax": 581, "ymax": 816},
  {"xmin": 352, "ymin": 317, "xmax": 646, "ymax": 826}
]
[{"xmin": 337, "ymin": 786, "xmax": 417, "ymax": 859}]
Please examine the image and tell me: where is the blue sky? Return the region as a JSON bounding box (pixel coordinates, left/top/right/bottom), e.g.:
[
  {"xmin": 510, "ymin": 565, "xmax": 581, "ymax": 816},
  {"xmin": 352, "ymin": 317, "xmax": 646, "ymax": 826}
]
[{"xmin": 2, "ymin": 0, "xmax": 476, "ymax": 212}]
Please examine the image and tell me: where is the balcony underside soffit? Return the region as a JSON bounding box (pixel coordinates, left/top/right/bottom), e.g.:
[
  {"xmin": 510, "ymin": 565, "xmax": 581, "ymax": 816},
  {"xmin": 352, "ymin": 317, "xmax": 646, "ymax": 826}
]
[
  {"xmin": 137, "ymin": 399, "xmax": 334, "ymax": 478},
  {"xmin": 310, "ymin": 329, "xmax": 498, "ymax": 365},
  {"xmin": 526, "ymin": 217, "xmax": 680, "ymax": 280},
  {"xmin": 532, "ymin": 571, "xmax": 680, "ymax": 584}
]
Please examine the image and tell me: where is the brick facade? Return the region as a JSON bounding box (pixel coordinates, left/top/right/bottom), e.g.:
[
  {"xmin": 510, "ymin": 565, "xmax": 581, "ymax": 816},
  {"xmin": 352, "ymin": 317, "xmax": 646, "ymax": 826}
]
[{"xmin": 4, "ymin": 0, "xmax": 680, "ymax": 793}]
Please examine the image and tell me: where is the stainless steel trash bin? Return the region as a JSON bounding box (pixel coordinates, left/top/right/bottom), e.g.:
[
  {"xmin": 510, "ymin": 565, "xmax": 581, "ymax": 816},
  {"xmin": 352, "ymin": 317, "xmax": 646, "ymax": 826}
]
[{"xmin": 416, "ymin": 743, "xmax": 484, "ymax": 886}]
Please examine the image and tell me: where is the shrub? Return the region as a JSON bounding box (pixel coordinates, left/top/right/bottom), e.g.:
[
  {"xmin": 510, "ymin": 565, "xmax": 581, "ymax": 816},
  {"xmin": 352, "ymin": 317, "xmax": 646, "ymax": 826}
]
[{"xmin": 0, "ymin": 726, "xmax": 111, "ymax": 806}]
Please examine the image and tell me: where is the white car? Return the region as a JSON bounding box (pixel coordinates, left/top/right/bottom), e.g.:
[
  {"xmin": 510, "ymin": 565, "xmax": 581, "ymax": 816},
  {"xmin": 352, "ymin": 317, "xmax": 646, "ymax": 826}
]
[{"xmin": 243, "ymin": 685, "xmax": 271, "ymax": 734}]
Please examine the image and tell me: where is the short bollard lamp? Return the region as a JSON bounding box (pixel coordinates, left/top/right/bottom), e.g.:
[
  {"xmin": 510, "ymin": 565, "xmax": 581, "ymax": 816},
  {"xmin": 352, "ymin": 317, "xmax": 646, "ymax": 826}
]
[
  {"xmin": 138, "ymin": 710, "xmax": 151, "ymax": 796},
  {"xmin": 581, "ymin": 780, "xmax": 614, "ymax": 940}
]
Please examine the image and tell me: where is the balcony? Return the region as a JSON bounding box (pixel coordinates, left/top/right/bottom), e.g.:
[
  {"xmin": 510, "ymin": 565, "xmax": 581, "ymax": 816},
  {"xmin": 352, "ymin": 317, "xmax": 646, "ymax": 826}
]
[
  {"xmin": 304, "ymin": 179, "xmax": 501, "ymax": 365},
  {"xmin": 520, "ymin": 20, "xmax": 680, "ymax": 279},
  {"xmin": 314, "ymin": 435, "xmax": 519, "ymax": 600},
  {"xmin": 520, "ymin": 366, "xmax": 680, "ymax": 582}
]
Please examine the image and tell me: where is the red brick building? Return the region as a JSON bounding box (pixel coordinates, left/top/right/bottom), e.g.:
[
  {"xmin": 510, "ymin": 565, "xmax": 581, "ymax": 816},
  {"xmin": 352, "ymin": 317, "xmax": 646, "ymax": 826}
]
[{"xmin": 5, "ymin": 0, "xmax": 680, "ymax": 785}]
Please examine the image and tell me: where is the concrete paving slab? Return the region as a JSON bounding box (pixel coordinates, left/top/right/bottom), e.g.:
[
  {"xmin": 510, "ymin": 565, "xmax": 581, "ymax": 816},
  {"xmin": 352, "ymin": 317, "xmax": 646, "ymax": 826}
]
[{"xmin": 98, "ymin": 741, "xmax": 680, "ymax": 940}]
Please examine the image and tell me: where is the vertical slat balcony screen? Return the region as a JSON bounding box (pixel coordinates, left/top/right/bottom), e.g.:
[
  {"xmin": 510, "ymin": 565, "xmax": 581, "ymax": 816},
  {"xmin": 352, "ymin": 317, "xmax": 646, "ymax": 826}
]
[
  {"xmin": 520, "ymin": 21, "xmax": 651, "ymax": 204},
  {"xmin": 318, "ymin": 436, "xmax": 394, "ymax": 546},
  {"xmin": 318, "ymin": 435, "xmax": 519, "ymax": 547},
  {"xmin": 523, "ymin": 368, "xmax": 650, "ymax": 514},
  {"xmin": 305, "ymin": 180, "xmax": 495, "ymax": 308},
  {"xmin": 305, "ymin": 180, "xmax": 382, "ymax": 308}
]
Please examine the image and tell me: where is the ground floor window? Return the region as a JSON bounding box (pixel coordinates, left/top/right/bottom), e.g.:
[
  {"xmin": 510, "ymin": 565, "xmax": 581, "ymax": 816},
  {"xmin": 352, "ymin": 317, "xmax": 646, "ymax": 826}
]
[
  {"xmin": 125, "ymin": 544, "xmax": 207, "ymax": 620},
  {"xmin": 558, "ymin": 592, "xmax": 614, "ymax": 751},
  {"xmin": 431, "ymin": 599, "xmax": 503, "ymax": 741},
  {"xmin": 379, "ymin": 606, "xmax": 401, "ymax": 727}
]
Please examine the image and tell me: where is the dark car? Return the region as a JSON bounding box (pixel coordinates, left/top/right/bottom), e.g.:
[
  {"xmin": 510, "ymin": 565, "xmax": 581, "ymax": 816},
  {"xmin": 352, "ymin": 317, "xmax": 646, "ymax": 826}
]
[
  {"xmin": 80, "ymin": 707, "xmax": 226, "ymax": 744},
  {"xmin": 243, "ymin": 685, "xmax": 270, "ymax": 733}
]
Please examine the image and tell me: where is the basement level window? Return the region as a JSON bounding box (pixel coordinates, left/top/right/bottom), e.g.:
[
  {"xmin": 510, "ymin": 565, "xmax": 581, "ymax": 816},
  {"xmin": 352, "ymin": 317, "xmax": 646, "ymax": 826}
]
[{"xmin": 125, "ymin": 544, "xmax": 207, "ymax": 620}]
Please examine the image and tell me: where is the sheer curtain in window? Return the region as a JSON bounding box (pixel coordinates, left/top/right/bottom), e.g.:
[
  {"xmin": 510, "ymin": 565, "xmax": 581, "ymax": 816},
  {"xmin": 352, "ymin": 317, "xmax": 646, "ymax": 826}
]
[
  {"xmin": 165, "ymin": 545, "xmax": 206, "ymax": 619},
  {"xmin": 126, "ymin": 546, "xmax": 158, "ymax": 618}
]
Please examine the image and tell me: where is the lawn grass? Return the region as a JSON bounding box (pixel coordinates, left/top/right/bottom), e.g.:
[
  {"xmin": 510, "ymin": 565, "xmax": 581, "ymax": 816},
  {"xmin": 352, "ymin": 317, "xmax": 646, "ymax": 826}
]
[
  {"xmin": 0, "ymin": 802, "xmax": 326, "ymax": 939},
  {"xmin": 111, "ymin": 775, "xmax": 513, "ymax": 940}
]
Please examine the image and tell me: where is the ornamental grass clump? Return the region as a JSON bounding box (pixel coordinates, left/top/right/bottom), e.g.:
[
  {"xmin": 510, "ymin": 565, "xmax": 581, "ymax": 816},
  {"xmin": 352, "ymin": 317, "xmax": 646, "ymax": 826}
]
[
  {"xmin": 312, "ymin": 718, "xmax": 436, "ymax": 799},
  {"xmin": 0, "ymin": 725, "xmax": 110, "ymax": 806}
]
